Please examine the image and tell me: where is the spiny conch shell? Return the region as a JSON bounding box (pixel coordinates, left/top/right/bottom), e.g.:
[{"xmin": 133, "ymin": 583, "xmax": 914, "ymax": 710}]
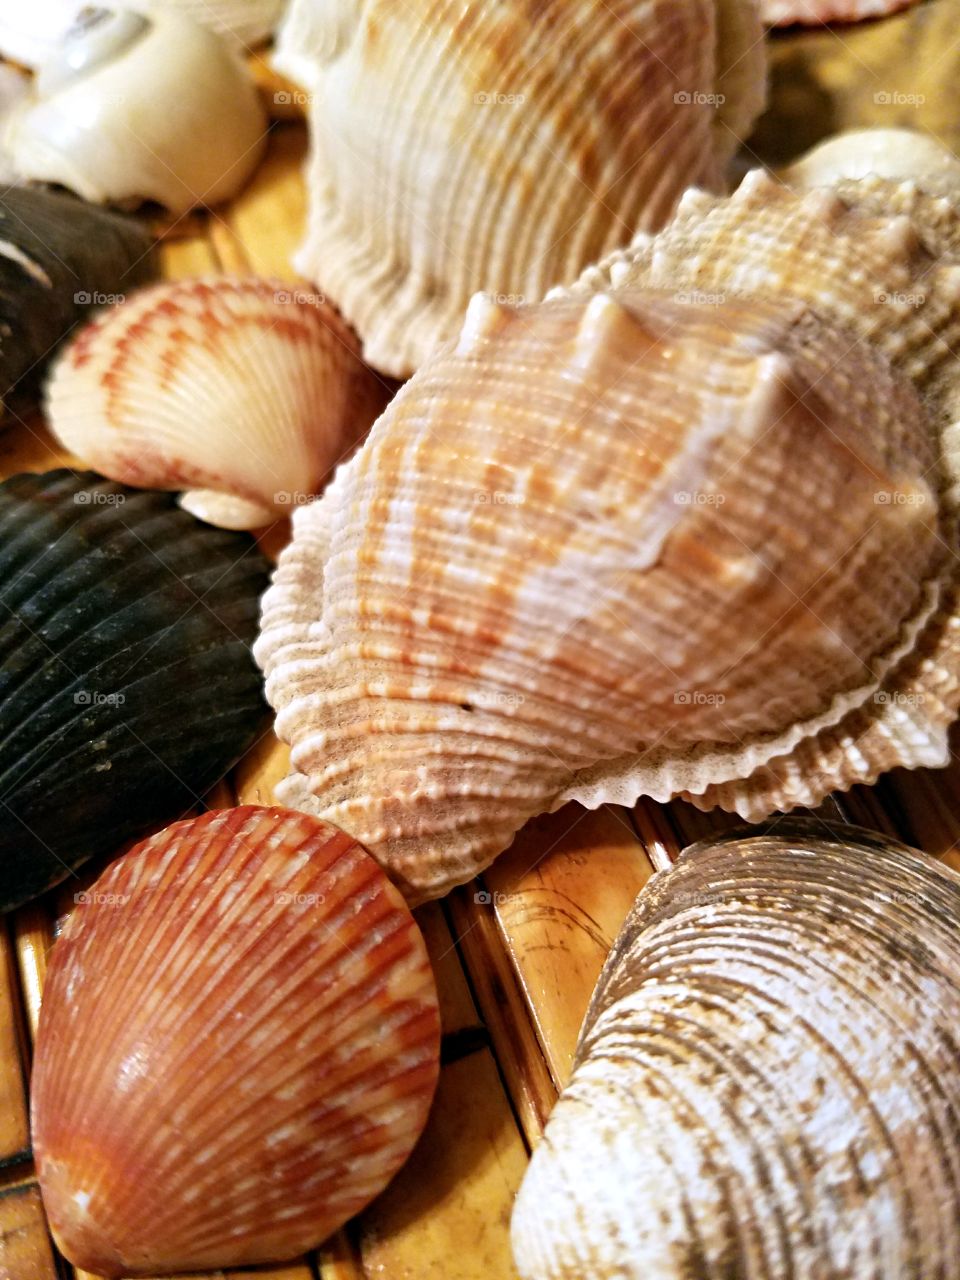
[
  {"xmin": 256, "ymin": 130, "xmax": 960, "ymax": 904},
  {"xmin": 0, "ymin": 185, "xmax": 156, "ymax": 411},
  {"xmin": 3, "ymin": 6, "xmax": 267, "ymax": 215},
  {"xmin": 0, "ymin": 0, "xmax": 287, "ymax": 67},
  {"xmin": 760, "ymin": 0, "xmax": 920, "ymax": 23},
  {"xmin": 45, "ymin": 277, "xmax": 387, "ymax": 530},
  {"xmin": 32, "ymin": 805, "xmax": 441, "ymax": 1276},
  {"xmin": 277, "ymin": 0, "xmax": 767, "ymax": 376},
  {"xmin": 0, "ymin": 471, "xmax": 270, "ymax": 912},
  {"xmin": 511, "ymin": 821, "xmax": 960, "ymax": 1279}
]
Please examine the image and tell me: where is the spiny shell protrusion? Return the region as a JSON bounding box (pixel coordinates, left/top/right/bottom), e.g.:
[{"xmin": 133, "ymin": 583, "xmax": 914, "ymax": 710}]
[
  {"xmin": 257, "ymin": 281, "xmax": 951, "ymax": 902},
  {"xmin": 512, "ymin": 821, "xmax": 960, "ymax": 1279}
]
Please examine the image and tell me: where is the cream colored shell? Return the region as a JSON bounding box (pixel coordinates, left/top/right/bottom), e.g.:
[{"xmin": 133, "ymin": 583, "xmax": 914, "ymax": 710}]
[
  {"xmin": 4, "ymin": 6, "xmax": 267, "ymax": 214},
  {"xmin": 45, "ymin": 278, "xmax": 386, "ymax": 530},
  {"xmin": 511, "ymin": 822, "xmax": 960, "ymax": 1279},
  {"xmin": 0, "ymin": 0, "xmax": 286, "ymax": 66},
  {"xmin": 257, "ymin": 218, "xmax": 957, "ymax": 900},
  {"xmin": 277, "ymin": 0, "xmax": 767, "ymax": 376}
]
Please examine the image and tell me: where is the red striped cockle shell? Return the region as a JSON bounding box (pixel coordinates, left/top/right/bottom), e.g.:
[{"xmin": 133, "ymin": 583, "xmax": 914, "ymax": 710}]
[
  {"xmin": 31, "ymin": 805, "xmax": 440, "ymax": 1275},
  {"xmin": 46, "ymin": 277, "xmax": 387, "ymax": 530}
]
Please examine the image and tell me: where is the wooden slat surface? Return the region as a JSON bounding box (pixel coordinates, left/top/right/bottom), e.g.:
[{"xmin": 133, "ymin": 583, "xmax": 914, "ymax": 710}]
[{"xmin": 4, "ymin": 4, "xmax": 960, "ymax": 1274}]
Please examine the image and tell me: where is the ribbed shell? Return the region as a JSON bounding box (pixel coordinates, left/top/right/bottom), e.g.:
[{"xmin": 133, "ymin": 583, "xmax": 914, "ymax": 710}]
[
  {"xmin": 760, "ymin": 0, "xmax": 919, "ymax": 23},
  {"xmin": 4, "ymin": 7, "xmax": 267, "ymax": 215},
  {"xmin": 0, "ymin": 185, "xmax": 155, "ymax": 408},
  {"xmin": 511, "ymin": 822, "xmax": 960, "ymax": 1279},
  {"xmin": 0, "ymin": 471, "xmax": 269, "ymax": 911},
  {"xmin": 31, "ymin": 805, "xmax": 440, "ymax": 1275},
  {"xmin": 279, "ymin": 0, "xmax": 767, "ymax": 375},
  {"xmin": 256, "ymin": 278, "xmax": 950, "ymax": 902},
  {"xmin": 46, "ymin": 278, "xmax": 386, "ymax": 530},
  {"xmin": 568, "ymin": 162, "xmax": 960, "ymax": 819},
  {"xmin": 0, "ymin": 0, "xmax": 286, "ymax": 65}
]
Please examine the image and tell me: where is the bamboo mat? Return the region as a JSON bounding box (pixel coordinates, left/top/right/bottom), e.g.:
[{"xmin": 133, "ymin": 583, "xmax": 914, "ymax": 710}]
[{"xmin": 3, "ymin": 4, "xmax": 960, "ymax": 1273}]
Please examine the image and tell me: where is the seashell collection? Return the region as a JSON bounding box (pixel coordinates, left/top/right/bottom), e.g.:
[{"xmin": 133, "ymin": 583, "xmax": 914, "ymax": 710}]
[
  {"xmin": 257, "ymin": 130, "xmax": 960, "ymax": 902},
  {"xmin": 512, "ymin": 821, "xmax": 960, "ymax": 1279},
  {"xmin": 276, "ymin": 0, "xmax": 768, "ymax": 375},
  {"xmin": 45, "ymin": 277, "xmax": 387, "ymax": 529},
  {"xmin": 0, "ymin": 0, "xmax": 956, "ymax": 1273}
]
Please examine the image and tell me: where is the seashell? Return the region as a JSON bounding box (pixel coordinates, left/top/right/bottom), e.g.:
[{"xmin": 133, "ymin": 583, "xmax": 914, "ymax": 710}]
[
  {"xmin": 760, "ymin": 0, "xmax": 920, "ymax": 23},
  {"xmin": 511, "ymin": 821, "xmax": 960, "ymax": 1279},
  {"xmin": 4, "ymin": 6, "xmax": 268, "ymax": 215},
  {"xmin": 0, "ymin": 470, "xmax": 270, "ymax": 912},
  {"xmin": 45, "ymin": 277, "xmax": 388, "ymax": 530},
  {"xmin": 31, "ymin": 804, "xmax": 441, "ymax": 1275},
  {"xmin": 780, "ymin": 126, "xmax": 960, "ymax": 205},
  {"xmin": 0, "ymin": 0, "xmax": 286, "ymax": 66},
  {"xmin": 256, "ymin": 131, "xmax": 960, "ymax": 903},
  {"xmin": 0, "ymin": 185, "xmax": 155, "ymax": 410},
  {"xmin": 277, "ymin": 0, "xmax": 767, "ymax": 376}
]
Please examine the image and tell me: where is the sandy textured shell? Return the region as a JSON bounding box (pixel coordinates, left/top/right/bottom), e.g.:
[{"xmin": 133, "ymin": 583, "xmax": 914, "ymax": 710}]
[
  {"xmin": 46, "ymin": 278, "xmax": 387, "ymax": 530},
  {"xmin": 32, "ymin": 805, "xmax": 440, "ymax": 1275},
  {"xmin": 0, "ymin": 0, "xmax": 286, "ymax": 66},
  {"xmin": 278, "ymin": 0, "xmax": 766, "ymax": 376},
  {"xmin": 0, "ymin": 185, "xmax": 156, "ymax": 409},
  {"xmin": 779, "ymin": 127, "xmax": 960, "ymax": 205},
  {"xmin": 257, "ymin": 274, "xmax": 952, "ymax": 901},
  {"xmin": 0, "ymin": 471, "xmax": 269, "ymax": 911},
  {"xmin": 761, "ymin": 0, "xmax": 919, "ymax": 22},
  {"xmin": 512, "ymin": 821, "xmax": 960, "ymax": 1278},
  {"xmin": 3, "ymin": 7, "xmax": 267, "ymax": 214}
]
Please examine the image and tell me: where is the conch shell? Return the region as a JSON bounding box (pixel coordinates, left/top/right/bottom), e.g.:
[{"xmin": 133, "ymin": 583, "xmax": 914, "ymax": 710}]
[
  {"xmin": 4, "ymin": 6, "xmax": 267, "ymax": 214},
  {"xmin": 760, "ymin": 0, "xmax": 920, "ymax": 23},
  {"xmin": 32, "ymin": 805, "xmax": 440, "ymax": 1275},
  {"xmin": 277, "ymin": 0, "xmax": 767, "ymax": 375},
  {"xmin": 511, "ymin": 821, "xmax": 960, "ymax": 1279},
  {"xmin": 46, "ymin": 277, "xmax": 386, "ymax": 530},
  {"xmin": 256, "ymin": 130, "xmax": 960, "ymax": 904}
]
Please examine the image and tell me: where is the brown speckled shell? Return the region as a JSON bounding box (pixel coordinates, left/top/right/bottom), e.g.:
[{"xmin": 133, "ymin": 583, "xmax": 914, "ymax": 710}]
[
  {"xmin": 512, "ymin": 822, "xmax": 960, "ymax": 1279},
  {"xmin": 278, "ymin": 0, "xmax": 767, "ymax": 375},
  {"xmin": 31, "ymin": 806, "xmax": 440, "ymax": 1276}
]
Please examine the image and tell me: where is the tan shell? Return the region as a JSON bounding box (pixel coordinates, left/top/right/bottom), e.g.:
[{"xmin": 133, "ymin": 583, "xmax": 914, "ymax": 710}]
[
  {"xmin": 760, "ymin": 0, "xmax": 920, "ymax": 23},
  {"xmin": 31, "ymin": 805, "xmax": 440, "ymax": 1275},
  {"xmin": 46, "ymin": 278, "xmax": 386, "ymax": 529},
  {"xmin": 511, "ymin": 821, "xmax": 960, "ymax": 1279},
  {"xmin": 4, "ymin": 6, "xmax": 267, "ymax": 215},
  {"xmin": 257, "ymin": 228, "xmax": 958, "ymax": 900},
  {"xmin": 277, "ymin": 0, "xmax": 767, "ymax": 376}
]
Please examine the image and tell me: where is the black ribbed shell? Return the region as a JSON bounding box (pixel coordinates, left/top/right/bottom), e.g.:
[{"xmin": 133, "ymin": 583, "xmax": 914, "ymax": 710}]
[
  {"xmin": 0, "ymin": 470, "xmax": 269, "ymax": 910},
  {"xmin": 0, "ymin": 187, "xmax": 156, "ymax": 406}
]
